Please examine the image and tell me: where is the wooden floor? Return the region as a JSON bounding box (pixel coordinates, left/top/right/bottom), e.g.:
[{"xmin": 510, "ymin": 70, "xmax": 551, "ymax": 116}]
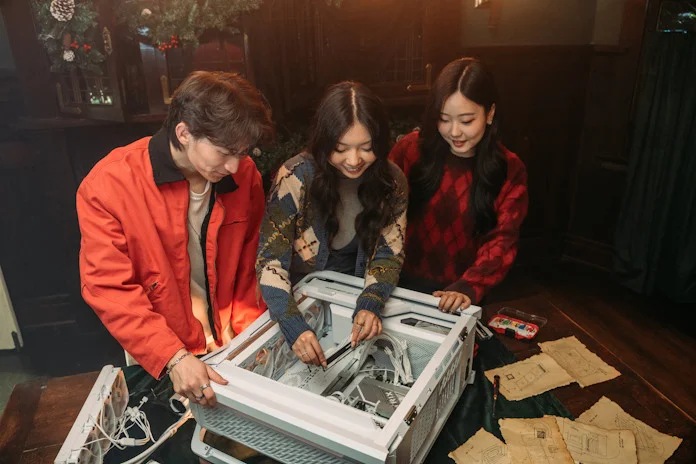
[
  {"xmin": 1, "ymin": 260, "xmax": 694, "ymax": 463},
  {"xmin": 480, "ymin": 261, "xmax": 696, "ymax": 463},
  {"xmin": 491, "ymin": 260, "xmax": 696, "ymax": 423},
  {"xmin": 5, "ymin": 260, "xmax": 692, "ymax": 422}
]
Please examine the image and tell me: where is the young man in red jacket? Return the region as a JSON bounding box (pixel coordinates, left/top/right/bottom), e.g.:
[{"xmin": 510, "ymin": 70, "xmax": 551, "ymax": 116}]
[{"xmin": 77, "ymin": 71, "xmax": 274, "ymax": 408}]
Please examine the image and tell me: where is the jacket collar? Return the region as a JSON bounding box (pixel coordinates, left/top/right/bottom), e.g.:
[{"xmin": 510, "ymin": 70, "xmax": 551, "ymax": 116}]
[{"xmin": 148, "ymin": 129, "xmax": 239, "ymax": 194}]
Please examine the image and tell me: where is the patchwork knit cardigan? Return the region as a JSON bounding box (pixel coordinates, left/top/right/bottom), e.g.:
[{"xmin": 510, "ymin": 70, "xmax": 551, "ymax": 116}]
[{"xmin": 256, "ymin": 153, "xmax": 408, "ymax": 347}]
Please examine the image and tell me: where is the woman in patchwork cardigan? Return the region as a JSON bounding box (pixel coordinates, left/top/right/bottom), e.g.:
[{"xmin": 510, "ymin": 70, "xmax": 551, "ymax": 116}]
[{"xmin": 256, "ymin": 82, "xmax": 408, "ymax": 367}]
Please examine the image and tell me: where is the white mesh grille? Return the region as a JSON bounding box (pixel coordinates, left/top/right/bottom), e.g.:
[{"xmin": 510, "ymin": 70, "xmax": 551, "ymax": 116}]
[
  {"xmin": 386, "ymin": 333, "xmax": 439, "ymax": 378},
  {"xmin": 410, "ymin": 391, "xmax": 437, "ymax": 462},
  {"xmin": 436, "ymin": 359, "xmax": 459, "ymax": 417},
  {"xmin": 198, "ymin": 404, "xmax": 349, "ymax": 464},
  {"xmin": 409, "ymin": 350, "xmax": 462, "ymax": 462}
]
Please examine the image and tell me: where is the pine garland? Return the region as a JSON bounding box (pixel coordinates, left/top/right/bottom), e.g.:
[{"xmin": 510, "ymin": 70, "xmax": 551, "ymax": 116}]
[
  {"xmin": 33, "ymin": 0, "xmax": 105, "ymax": 74},
  {"xmin": 115, "ymin": 0, "xmax": 263, "ymax": 50}
]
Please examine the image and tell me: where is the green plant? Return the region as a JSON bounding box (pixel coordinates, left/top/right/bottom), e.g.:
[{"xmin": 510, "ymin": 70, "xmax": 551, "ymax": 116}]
[
  {"xmin": 114, "ymin": 0, "xmax": 263, "ymax": 50},
  {"xmin": 33, "ymin": 0, "xmax": 105, "ymax": 74}
]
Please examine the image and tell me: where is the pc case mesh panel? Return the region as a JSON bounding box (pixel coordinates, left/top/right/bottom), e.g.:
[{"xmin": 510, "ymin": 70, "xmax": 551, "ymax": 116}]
[
  {"xmin": 409, "ymin": 349, "xmax": 462, "ymax": 462},
  {"xmin": 199, "ymin": 403, "xmax": 349, "ymax": 464},
  {"xmin": 370, "ymin": 333, "xmax": 439, "ymax": 379}
]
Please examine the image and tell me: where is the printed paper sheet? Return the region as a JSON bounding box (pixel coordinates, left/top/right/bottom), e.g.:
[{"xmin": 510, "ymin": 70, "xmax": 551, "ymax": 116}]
[
  {"xmin": 499, "ymin": 417, "xmax": 574, "ymax": 464},
  {"xmin": 485, "ymin": 353, "xmax": 574, "ymax": 400},
  {"xmin": 577, "ymin": 396, "xmax": 682, "ymax": 464},
  {"xmin": 449, "ymin": 428, "xmax": 512, "ymax": 464},
  {"xmin": 539, "ymin": 336, "xmax": 620, "ymax": 387},
  {"xmin": 554, "ymin": 416, "xmax": 637, "ymax": 464}
]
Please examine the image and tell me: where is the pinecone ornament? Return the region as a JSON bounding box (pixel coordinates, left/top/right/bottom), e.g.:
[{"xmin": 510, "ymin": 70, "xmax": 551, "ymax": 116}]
[
  {"xmin": 50, "ymin": 0, "xmax": 75, "ymax": 22},
  {"xmin": 102, "ymin": 27, "xmax": 113, "ymax": 56},
  {"xmin": 63, "ymin": 50, "xmax": 75, "ymax": 62}
]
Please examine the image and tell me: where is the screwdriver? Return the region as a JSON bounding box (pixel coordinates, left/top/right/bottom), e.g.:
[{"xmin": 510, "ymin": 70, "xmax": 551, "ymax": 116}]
[{"xmin": 492, "ymin": 374, "xmax": 500, "ymax": 418}]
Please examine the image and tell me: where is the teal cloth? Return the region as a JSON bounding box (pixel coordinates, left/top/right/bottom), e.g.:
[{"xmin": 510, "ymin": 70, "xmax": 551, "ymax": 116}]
[{"xmin": 105, "ymin": 337, "xmax": 572, "ymax": 463}]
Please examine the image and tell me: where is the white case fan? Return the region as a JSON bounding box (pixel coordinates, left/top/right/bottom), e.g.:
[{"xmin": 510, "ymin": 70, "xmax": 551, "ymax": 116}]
[{"xmin": 54, "ymin": 366, "xmax": 129, "ymax": 464}]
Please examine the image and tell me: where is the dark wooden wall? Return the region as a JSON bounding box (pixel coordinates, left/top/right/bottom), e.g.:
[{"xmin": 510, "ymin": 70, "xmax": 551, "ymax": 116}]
[
  {"xmin": 0, "ymin": 0, "xmax": 653, "ymax": 335},
  {"xmin": 462, "ymin": 46, "xmax": 593, "ymax": 266},
  {"xmin": 563, "ymin": 0, "xmax": 653, "ymax": 269},
  {"xmin": 0, "ymin": 120, "xmax": 157, "ymax": 334}
]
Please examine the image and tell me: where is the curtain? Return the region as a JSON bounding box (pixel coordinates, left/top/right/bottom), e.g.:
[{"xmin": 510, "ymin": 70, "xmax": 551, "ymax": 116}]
[{"xmin": 614, "ymin": 32, "xmax": 696, "ymax": 303}]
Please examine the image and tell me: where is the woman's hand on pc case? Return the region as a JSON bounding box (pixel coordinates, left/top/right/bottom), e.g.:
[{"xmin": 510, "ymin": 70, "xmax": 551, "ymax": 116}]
[
  {"xmin": 293, "ymin": 331, "xmax": 327, "ymax": 368},
  {"xmin": 351, "ymin": 310, "xmax": 382, "ymax": 347},
  {"xmin": 168, "ymin": 349, "xmax": 228, "ymax": 408},
  {"xmin": 433, "ymin": 290, "xmax": 471, "ymax": 313}
]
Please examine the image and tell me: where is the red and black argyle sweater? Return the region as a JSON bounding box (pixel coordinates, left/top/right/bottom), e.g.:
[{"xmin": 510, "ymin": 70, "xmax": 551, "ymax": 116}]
[{"xmin": 389, "ymin": 131, "xmax": 528, "ymax": 304}]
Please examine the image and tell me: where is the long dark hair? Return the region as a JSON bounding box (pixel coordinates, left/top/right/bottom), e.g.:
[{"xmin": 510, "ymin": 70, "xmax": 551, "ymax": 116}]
[
  {"xmin": 309, "ymin": 81, "xmax": 395, "ymax": 254},
  {"xmin": 409, "ymin": 58, "xmax": 507, "ymax": 236}
]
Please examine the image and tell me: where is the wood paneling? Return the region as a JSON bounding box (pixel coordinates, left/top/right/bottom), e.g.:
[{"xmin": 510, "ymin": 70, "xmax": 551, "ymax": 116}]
[
  {"xmin": 0, "ymin": 46, "xmax": 598, "ymax": 331},
  {"xmin": 462, "ymin": 46, "xmax": 593, "ymax": 264},
  {"xmin": 0, "ymin": 0, "xmax": 57, "ymax": 118},
  {"xmin": 0, "ymin": 122, "xmax": 156, "ymax": 331},
  {"xmin": 564, "ymin": 0, "xmax": 654, "ymax": 268},
  {"xmin": 0, "ymin": 0, "xmax": 652, "ymax": 329},
  {"xmin": 0, "ymin": 133, "xmax": 83, "ymax": 330}
]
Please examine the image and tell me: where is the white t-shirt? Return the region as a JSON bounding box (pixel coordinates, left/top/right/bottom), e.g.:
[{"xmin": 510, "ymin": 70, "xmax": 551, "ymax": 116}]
[
  {"xmin": 187, "ymin": 181, "xmax": 215, "ymax": 348},
  {"xmin": 187, "ymin": 182, "xmax": 235, "ymax": 350}
]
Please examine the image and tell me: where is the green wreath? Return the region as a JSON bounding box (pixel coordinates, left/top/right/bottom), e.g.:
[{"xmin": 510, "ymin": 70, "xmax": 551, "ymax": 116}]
[
  {"xmin": 33, "ymin": 0, "xmax": 106, "ymax": 74},
  {"xmin": 114, "ymin": 0, "xmax": 263, "ymax": 51}
]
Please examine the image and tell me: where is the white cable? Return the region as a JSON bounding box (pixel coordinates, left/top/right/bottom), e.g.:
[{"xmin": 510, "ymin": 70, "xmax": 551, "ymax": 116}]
[
  {"xmin": 361, "ymin": 332, "xmax": 413, "ymax": 385},
  {"xmin": 356, "ymin": 385, "xmax": 366, "ymax": 401},
  {"xmin": 79, "ymin": 443, "xmax": 103, "ymax": 461},
  {"xmin": 358, "ymin": 368, "xmax": 396, "ymax": 376},
  {"xmin": 92, "ymin": 416, "xmax": 127, "ymax": 451},
  {"xmin": 76, "ymin": 395, "xmax": 157, "ymax": 460},
  {"xmin": 328, "ymin": 391, "xmax": 346, "ymax": 403},
  {"xmin": 119, "ymin": 409, "xmax": 193, "ymax": 464}
]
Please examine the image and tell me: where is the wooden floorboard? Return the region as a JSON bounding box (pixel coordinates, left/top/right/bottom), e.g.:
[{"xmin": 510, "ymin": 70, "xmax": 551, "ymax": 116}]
[
  {"xmin": 0, "ymin": 377, "xmax": 44, "ymax": 464},
  {"xmin": 1, "ymin": 260, "xmax": 694, "ymax": 463},
  {"xmin": 526, "ymin": 261, "xmax": 696, "ymax": 424},
  {"xmin": 483, "ymin": 266, "xmax": 696, "ymax": 462}
]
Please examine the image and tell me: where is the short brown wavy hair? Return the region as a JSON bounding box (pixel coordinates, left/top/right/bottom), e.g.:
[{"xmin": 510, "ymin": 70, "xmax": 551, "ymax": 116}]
[{"xmin": 163, "ymin": 71, "xmax": 274, "ymax": 154}]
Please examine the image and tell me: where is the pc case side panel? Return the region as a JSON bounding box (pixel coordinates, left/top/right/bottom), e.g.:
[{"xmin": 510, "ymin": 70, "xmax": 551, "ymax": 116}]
[
  {"xmin": 409, "ymin": 316, "xmax": 477, "ymax": 464},
  {"xmin": 395, "ymin": 327, "xmax": 467, "ymax": 464},
  {"xmin": 375, "ymin": 313, "xmax": 473, "ymax": 447},
  {"xmin": 198, "ymin": 360, "xmax": 391, "ymax": 463}
]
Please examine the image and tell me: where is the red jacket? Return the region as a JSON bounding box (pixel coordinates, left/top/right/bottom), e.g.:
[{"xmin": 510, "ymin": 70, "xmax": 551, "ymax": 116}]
[
  {"xmin": 390, "ymin": 131, "xmax": 528, "ymax": 303},
  {"xmin": 77, "ymin": 130, "xmax": 265, "ymax": 378}
]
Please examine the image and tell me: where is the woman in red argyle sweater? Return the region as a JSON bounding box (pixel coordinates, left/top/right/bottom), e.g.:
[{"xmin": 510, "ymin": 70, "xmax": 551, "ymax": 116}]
[{"xmin": 390, "ymin": 57, "xmax": 528, "ymax": 312}]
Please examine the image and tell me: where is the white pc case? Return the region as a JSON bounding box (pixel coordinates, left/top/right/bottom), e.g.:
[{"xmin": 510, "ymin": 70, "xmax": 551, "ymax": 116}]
[{"xmin": 191, "ymin": 271, "xmax": 480, "ymax": 464}]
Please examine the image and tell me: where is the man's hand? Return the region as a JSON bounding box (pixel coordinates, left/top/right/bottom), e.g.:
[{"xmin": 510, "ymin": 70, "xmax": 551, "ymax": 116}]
[
  {"xmin": 433, "ymin": 290, "xmax": 471, "ymax": 313},
  {"xmin": 168, "ymin": 349, "xmax": 228, "ymax": 408},
  {"xmin": 292, "ymin": 331, "xmax": 327, "ymax": 368},
  {"xmin": 351, "ymin": 310, "xmax": 382, "ymax": 347}
]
